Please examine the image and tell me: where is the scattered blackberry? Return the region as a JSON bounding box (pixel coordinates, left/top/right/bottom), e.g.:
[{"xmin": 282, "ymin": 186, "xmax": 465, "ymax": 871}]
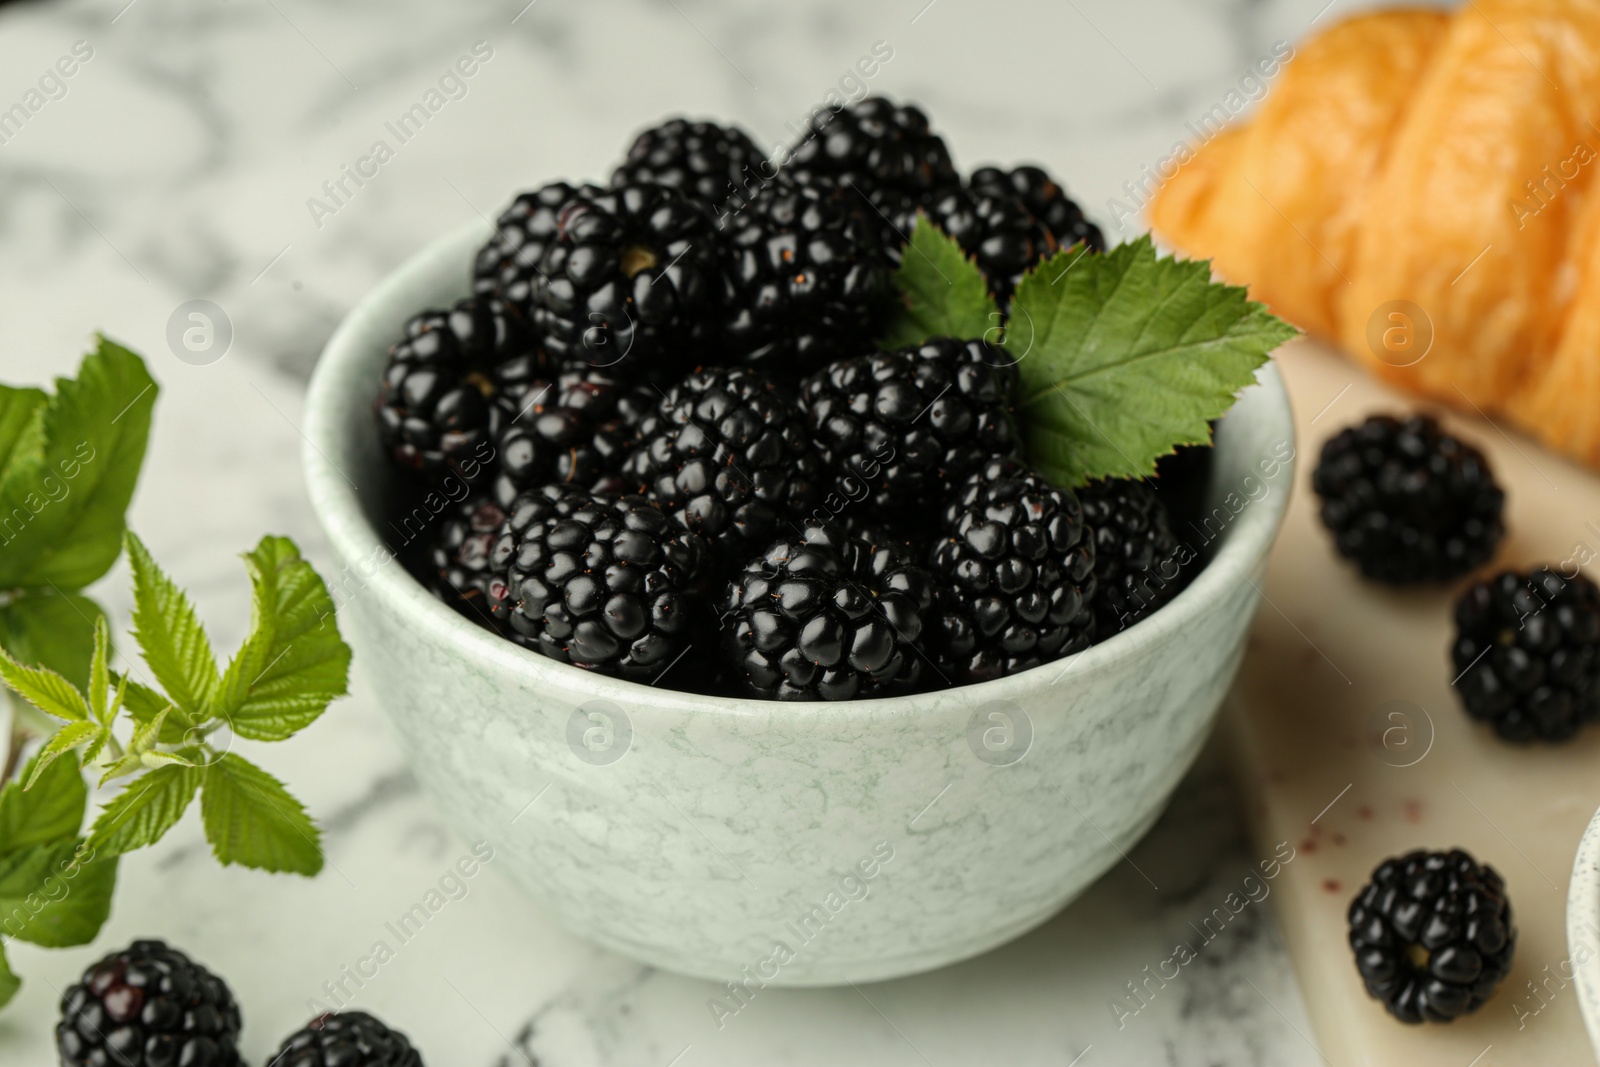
[
  {"xmin": 1313, "ymin": 414, "xmax": 1505, "ymax": 584},
  {"xmin": 1080, "ymin": 478, "xmax": 1187, "ymax": 636},
  {"xmin": 374, "ymin": 295, "xmax": 543, "ymax": 484},
  {"xmin": 418, "ymin": 495, "xmax": 508, "ymax": 628},
  {"xmin": 1450, "ymin": 567, "xmax": 1600, "ymax": 742},
  {"xmin": 911, "ymin": 185, "xmax": 1057, "ymax": 301},
  {"xmin": 494, "ymin": 369, "xmax": 656, "ymax": 496},
  {"xmin": 473, "ymin": 181, "xmax": 602, "ymax": 311},
  {"xmin": 57, "ymin": 939, "xmax": 242, "ymax": 1067},
  {"xmin": 969, "ymin": 165, "xmax": 1105, "ymax": 252},
  {"xmin": 489, "ymin": 485, "xmax": 711, "ymax": 679},
  {"xmin": 268, "ymin": 1011, "xmax": 424, "ymax": 1067},
  {"xmin": 625, "ymin": 367, "xmax": 823, "ymax": 561},
  {"xmin": 800, "ymin": 338, "xmax": 1020, "ymax": 521},
  {"xmin": 785, "ymin": 97, "xmax": 957, "ymax": 197},
  {"xmin": 530, "ymin": 184, "xmax": 722, "ymax": 378},
  {"xmin": 927, "ymin": 459, "xmax": 1097, "ymax": 683},
  {"xmin": 721, "ymin": 520, "xmax": 936, "ymax": 700},
  {"xmin": 613, "ymin": 117, "xmax": 765, "ymax": 210},
  {"xmin": 1348, "ymin": 848, "xmax": 1515, "ymax": 1024},
  {"xmin": 719, "ymin": 182, "xmax": 892, "ymax": 375}
]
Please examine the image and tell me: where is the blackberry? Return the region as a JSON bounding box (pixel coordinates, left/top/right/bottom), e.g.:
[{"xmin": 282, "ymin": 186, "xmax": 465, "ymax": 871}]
[
  {"xmin": 418, "ymin": 495, "xmax": 508, "ymax": 628},
  {"xmin": 1080, "ymin": 478, "xmax": 1187, "ymax": 636},
  {"xmin": 800, "ymin": 338, "xmax": 1020, "ymax": 521},
  {"xmin": 268, "ymin": 1011, "xmax": 423, "ymax": 1067},
  {"xmin": 927, "ymin": 460, "xmax": 1097, "ymax": 683},
  {"xmin": 473, "ymin": 181, "xmax": 601, "ymax": 310},
  {"xmin": 489, "ymin": 485, "xmax": 711, "ymax": 680},
  {"xmin": 613, "ymin": 117, "xmax": 765, "ymax": 210},
  {"xmin": 912, "ymin": 185, "xmax": 1057, "ymax": 302},
  {"xmin": 969, "ymin": 165, "xmax": 1105, "ymax": 252},
  {"xmin": 785, "ymin": 97, "xmax": 956, "ymax": 199},
  {"xmin": 494, "ymin": 369, "xmax": 656, "ymax": 496},
  {"xmin": 530, "ymin": 184, "xmax": 721, "ymax": 378},
  {"xmin": 1451, "ymin": 567, "xmax": 1600, "ymax": 742},
  {"xmin": 721, "ymin": 520, "xmax": 936, "ymax": 700},
  {"xmin": 374, "ymin": 294, "xmax": 542, "ymax": 484},
  {"xmin": 1347, "ymin": 848, "xmax": 1515, "ymax": 1023},
  {"xmin": 719, "ymin": 182, "xmax": 892, "ymax": 375},
  {"xmin": 57, "ymin": 939, "xmax": 242, "ymax": 1067},
  {"xmin": 624, "ymin": 367, "xmax": 822, "ymax": 562},
  {"xmin": 1313, "ymin": 414, "xmax": 1505, "ymax": 584}
]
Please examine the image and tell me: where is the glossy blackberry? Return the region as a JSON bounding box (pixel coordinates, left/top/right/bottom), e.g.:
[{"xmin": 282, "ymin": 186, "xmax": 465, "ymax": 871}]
[
  {"xmin": 800, "ymin": 338, "xmax": 1020, "ymax": 521},
  {"xmin": 1313, "ymin": 414, "xmax": 1505, "ymax": 584},
  {"xmin": 969, "ymin": 165, "xmax": 1105, "ymax": 252},
  {"xmin": 624, "ymin": 367, "xmax": 823, "ymax": 562},
  {"xmin": 57, "ymin": 939, "xmax": 242, "ymax": 1067},
  {"xmin": 927, "ymin": 459, "xmax": 1097, "ymax": 683},
  {"xmin": 473, "ymin": 181, "xmax": 601, "ymax": 310},
  {"xmin": 494, "ymin": 369, "xmax": 656, "ymax": 496},
  {"xmin": 374, "ymin": 294, "xmax": 542, "ymax": 484},
  {"xmin": 720, "ymin": 182, "xmax": 892, "ymax": 374},
  {"xmin": 419, "ymin": 495, "xmax": 508, "ymax": 628},
  {"xmin": 1451, "ymin": 567, "xmax": 1600, "ymax": 742},
  {"xmin": 489, "ymin": 485, "xmax": 711, "ymax": 679},
  {"xmin": 721, "ymin": 520, "xmax": 936, "ymax": 700},
  {"xmin": 613, "ymin": 117, "xmax": 765, "ymax": 210},
  {"xmin": 1080, "ymin": 477, "xmax": 1187, "ymax": 636},
  {"xmin": 268, "ymin": 1011, "xmax": 423, "ymax": 1067},
  {"xmin": 913, "ymin": 185, "xmax": 1057, "ymax": 302},
  {"xmin": 786, "ymin": 97, "xmax": 957, "ymax": 197},
  {"xmin": 1348, "ymin": 848, "xmax": 1515, "ymax": 1024},
  {"xmin": 530, "ymin": 183, "xmax": 721, "ymax": 378}
]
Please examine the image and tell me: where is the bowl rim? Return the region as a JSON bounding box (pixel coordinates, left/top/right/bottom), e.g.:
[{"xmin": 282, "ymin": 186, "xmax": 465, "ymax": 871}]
[
  {"xmin": 302, "ymin": 220, "xmax": 1298, "ymax": 718},
  {"xmin": 1568, "ymin": 803, "xmax": 1600, "ymax": 1053}
]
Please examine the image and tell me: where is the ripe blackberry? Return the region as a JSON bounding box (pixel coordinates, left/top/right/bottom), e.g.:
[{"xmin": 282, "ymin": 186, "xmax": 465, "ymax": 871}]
[
  {"xmin": 494, "ymin": 369, "xmax": 656, "ymax": 496},
  {"xmin": 785, "ymin": 97, "xmax": 957, "ymax": 197},
  {"xmin": 625, "ymin": 367, "xmax": 822, "ymax": 561},
  {"xmin": 969, "ymin": 165, "xmax": 1105, "ymax": 252},
  {"xmin": 1079, "ymin": 477, "xmax": 1187, "ymax": 636},
  {"xmin": 57, "ymin": 939, "xmax": 242, "ymax": 1067},
  {"xmin": 374, "ymin": 294, "xmax": 542, "ymax": 484},
  {"xmin": 1451, "ymin": 567, "xmax": 1600, "ymax": 742},
  {"xmin": 473, "ymin": 181, "xmax": 601, "ymax": 310},
  {"xmin": 1313, "ymin": 414, "xmax": 1505, "ymax": 584},
  {"xmin": 268, "ymin": 1011, "xmax": 423, "ymax": 1067},
  {"xmin": 913, "ymin": 185, "xmax": 1057, "ymax": 302},
  {"xmin": 927, "ymin": 460, "xmax": 1097, "ymax": 683},
  {"xmin": 800, "ymin": 338, "xmax": 1020, "ymax": 521},
  {"xmin": 530, "ymin": 184, "xmax": 721, "ymax": 378},
  {"xmin": 489, "ymin": 485, "xmax": 711, "ymax": 679},
  {"xmin": 1348, "ymin": 848, "xmax": 1515, "ymax": 1024},
  {"xmin": 418, "ymin": 495, "xmax": 508, "ymax": 628},
  {"xmin": 721, "ymin": 520, "xmax": 936, "ymax": 700},
  {"xmin": 719, "ymin": 182, "xmax": 892, "ymax": 375},
  {"xmin": 613, "ymin": 117, "xmax": 765, "ymax": 210}
]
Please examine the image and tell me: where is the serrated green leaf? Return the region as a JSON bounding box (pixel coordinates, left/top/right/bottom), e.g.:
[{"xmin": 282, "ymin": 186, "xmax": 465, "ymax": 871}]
[
  {"xmin": 86, "ymin": 763, "xmax": 202, "ymax": 858},
  {"xmin": 0, "ymin": 940, "xmax": 19, "ymax": 1009},
  {"xmin": 0, "ymin": 838, "xmax": 117, "ymax": 947},
  {"xmin": 0, "ymin": 385, "xmax": 47, "ymax": 481},
  {"xmin": 0, "ymin": 646, "xmax": 88, "ymax": 722},
  {"xmin": 212, "ymin": 536, "xmax": 350, "ymax": 741},
  {"xmin": 126, "ymin": 532, "xmax": 219, "ymax": 719},
  {"xmin": 87, "ymin": 616, "xmax": 110, "ymax": 724},
  {"xmin": 23, "ymin": 721, "xmax": 103, "ymax": 789},
  {"xmin": 0, "ymin": 338, "xmax": 158, "ymax": 589},
  {"xmin": 0, "ymin": 750, "xmax": 85, "ymax": 853},
  {"xmin": 1007, "ymin": 235, "xmax": 1299, "ymax": 486},
  {"xmin": 0, "ymin": 590, "xmax": 106, "ymax": 691},
  {"xmin": 118, "ymin": 674, "xmax": 192, "ymax": 744},
  {"xmin": 200, "ymin": 753, "xmax": 322, "ymax": 875},
  {"xmin": 879, "ymin": 216, "xmax": 1001, "ymax": 349}
]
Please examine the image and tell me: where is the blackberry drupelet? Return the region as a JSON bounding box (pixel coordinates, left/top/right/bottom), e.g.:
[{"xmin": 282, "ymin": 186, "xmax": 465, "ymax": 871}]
[
  {"xmin": 57, "ymin": 939, "xmax": 242, "ymax": 1067},
  {"xmin": 785, "ymin": 97, "xmax": 957, "ymax": 197},
  {"xmin": 268, "ymin": 1011, "xmax": 424, "ymax": 1067},
  {"xmin": 719, "ymin": 182, "xmax": 892, "ymax": 374},
  {"xmin": 800, "ymin": 337, "xmax": 1021, "ymax": 521},
  {"xmin": 927, "ymin": 459, "xmax": 1097, "ymax": 683},
  {"xmin": 374, "ymin": 294, "xmax": 541, "ymax": 484},
  {"xmin": 625, "ymin": 367, "xmax": 823, "ymax": 561},
  {"xmin": 530, "ymin": 183, "xmax": 721, "ymax": 377},
  {"xmin": 613, "ymin": 117, "xmax": 765, "ymax": 210},
  {"xmin": 1347, "ymin": 848, "xmax": 1515, "ymax": 1023},
  {"xmin": 914, "ymin": 184, "xmax": 1057, "ymax": 302},
  {"xmin": 473, "ymin": 181, "xmax": 601, "ymax": 310},
  {"xmin": 489, "ymin": 484, "xmax": 711, "ymax": 679},
  {"xmin": 419, "ymin": 495, "xmax": 508, "ymax": 628},
  {"xmin": 1451, "ymin": 567, "xmax": 1600, "ymax": 742},
  {"xmin": 969, "ymin": 164, "xmax": 1105, "ymax": 253},
  {"xmin": 721, "ymin": 520, "xmax": 936, "ymax": 700},
  {"xmin": 494, "ymin": 369, "xmax": 656, "ymax": 496},
  {"xmin": 1313, "ymin": 414, "xmax": 1505, "ymax": 583},
  {"xmin": 1079, "ymin": 477, "xmax": 1187, "ymax": 636}
]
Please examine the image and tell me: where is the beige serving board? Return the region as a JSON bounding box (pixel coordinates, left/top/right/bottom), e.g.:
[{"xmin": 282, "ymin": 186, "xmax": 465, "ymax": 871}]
[{"xmin": 1227, "ymin": 339, "xmax": 1600, "ymax": 1066}]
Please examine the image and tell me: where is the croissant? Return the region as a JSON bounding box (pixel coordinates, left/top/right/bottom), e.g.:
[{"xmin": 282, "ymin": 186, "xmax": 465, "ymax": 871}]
[{"xmin": 1147, "ymin": 0, "xmax": 1600, "ymax": 467}]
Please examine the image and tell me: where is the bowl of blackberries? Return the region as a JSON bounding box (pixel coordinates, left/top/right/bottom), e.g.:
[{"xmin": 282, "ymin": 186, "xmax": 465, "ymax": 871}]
[{"xmin": 304, "ymin": 98, "xmax": 1297, "ymax": 983}]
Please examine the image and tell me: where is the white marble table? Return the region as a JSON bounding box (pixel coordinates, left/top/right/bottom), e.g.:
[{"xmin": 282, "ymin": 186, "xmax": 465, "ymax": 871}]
[{"xmin": 0, "ymin": 0, "xmax": 1425, "ymax": 1060}]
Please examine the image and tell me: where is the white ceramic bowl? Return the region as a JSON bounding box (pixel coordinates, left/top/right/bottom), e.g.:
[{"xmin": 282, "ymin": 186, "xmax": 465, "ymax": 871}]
[
  {"xmin": 1568, "ymin": 805, "xmax": 1600, "ymax": 1054},
  {"xmin": 302, "ymin": 220, "xmax": 1296, "ymax": 985}
]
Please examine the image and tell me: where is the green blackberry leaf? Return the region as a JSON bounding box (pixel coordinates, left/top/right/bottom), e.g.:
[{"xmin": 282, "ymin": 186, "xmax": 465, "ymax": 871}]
[
  {"xmin": 0, "ymin": 590, "xmax": 105, "ymax": 691},
  {"xmin": 24, "ymin": 721, "xmax": 104, "ymax": 789},
  {"xmin": 0, "ymin": 338, "xmax": 157, "ymax": 590},
  {"xmin": 0, "ymin": 838, "xmax": 117, "ymax": 947},
  {"xmin": 200, "ymin": 753, "xmax": 322, "ymax": 875},
  {"xmin": 0, "ymin": 942, "xmax": 18, "ymax": 1010},
  {"xmin": 879, "ymin": 216, "xmax": 1000, "ymax": 349},
  {"xmin": 87, "ymin": 763, "xmax": 203, "ymax": 857},
  {"xmin": 0, "ymin": 646, "xmax": 89, "ymax": 722},
  {"xmin": 126, "ymin": 532, "xmax": 219, "ymax": 719},
  {"xmin": 1007, "ymin": 235, "xmax": 1297, "ymax": 486},
  {"xmin": 117, "ymin": 673, "xmax": 192, "ymax": 744},
  {"xmin": 0, "ymin": 750, "xmax": 85, "ymax": 853}
]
